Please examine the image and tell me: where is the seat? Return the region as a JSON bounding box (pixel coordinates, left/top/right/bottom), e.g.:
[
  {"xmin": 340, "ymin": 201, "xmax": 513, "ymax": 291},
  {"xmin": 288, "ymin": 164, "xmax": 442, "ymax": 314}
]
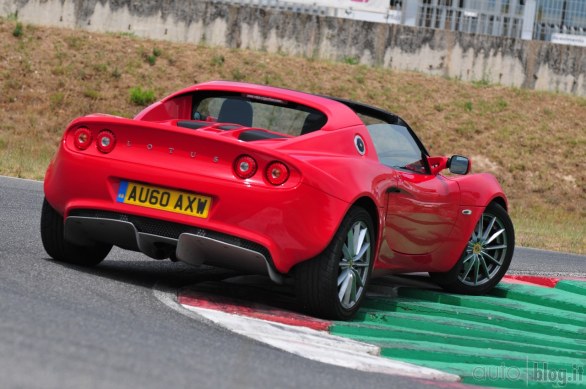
[
  {"xmin": 300, "ymin": 112, "xmax": 327, "ymax": 135},
  {"xmin": 217, "ymin": 99, "xmax": 253, "ymax": 127}
]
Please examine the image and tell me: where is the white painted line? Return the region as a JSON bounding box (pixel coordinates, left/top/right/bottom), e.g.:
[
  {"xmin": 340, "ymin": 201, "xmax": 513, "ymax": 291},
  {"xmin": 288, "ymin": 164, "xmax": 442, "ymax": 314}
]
[
  {"xmin": 0, "ymin": 175, "xmax": 42, "ymax": 183},
  {"xmin": 507, "ymin": 270, "xmax": 586, "ymax": 278},
  {"xmin": 152, "ymin": 282, "xmax": 460, "ymax": 382}
]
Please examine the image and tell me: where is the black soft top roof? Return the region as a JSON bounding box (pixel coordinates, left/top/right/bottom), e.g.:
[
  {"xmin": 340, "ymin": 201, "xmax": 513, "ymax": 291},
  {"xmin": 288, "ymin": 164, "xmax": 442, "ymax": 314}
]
[{"xmin": 321, "ymin": 96, "xmax": 403, "ymax": 125}]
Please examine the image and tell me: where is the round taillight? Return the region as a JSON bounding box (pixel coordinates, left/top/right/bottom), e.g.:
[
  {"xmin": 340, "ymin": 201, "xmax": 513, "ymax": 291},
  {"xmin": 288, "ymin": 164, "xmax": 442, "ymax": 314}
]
[
  {"xmin": 73, "ymin": 127, "xmax": 92, "ymax": 150},
  {"xmin": 266, "ymin": 161, "xmax": 289, "ymax": 185},
  {"xmin": 234, "ymin": 155, "xmax": 257, "ymax": 179},
  {"xmin": 96, "ymin": 130, "xmax": 116, "ymax": 153}
]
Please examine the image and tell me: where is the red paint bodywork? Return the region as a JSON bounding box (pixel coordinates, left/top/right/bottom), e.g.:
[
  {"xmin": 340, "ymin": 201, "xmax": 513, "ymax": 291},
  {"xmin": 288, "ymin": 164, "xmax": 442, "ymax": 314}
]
[{"xmin": 44, "ymin": 81, "xmax": 508, "ymax": 277}]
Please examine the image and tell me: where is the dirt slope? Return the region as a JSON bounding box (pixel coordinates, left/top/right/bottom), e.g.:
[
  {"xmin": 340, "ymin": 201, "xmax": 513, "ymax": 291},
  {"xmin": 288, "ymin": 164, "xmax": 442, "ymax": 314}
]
[{"xmin": 0, "ymin": 19, "xmax": 584, "ymax": 253}]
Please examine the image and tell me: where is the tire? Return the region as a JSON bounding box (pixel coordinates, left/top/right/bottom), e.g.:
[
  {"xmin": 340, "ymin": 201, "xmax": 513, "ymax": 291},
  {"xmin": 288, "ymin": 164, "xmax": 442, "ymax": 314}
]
[
  {"xmin": 296, "ymin": 206, "xmax": 375, "ymax": 320},
  {"xmin": 430, "ymin": 202, "xmax": 514, "ymax": 294},
  {"xmin": 40, "ymin": 198, "xmax": 111, "ymax": 266}
]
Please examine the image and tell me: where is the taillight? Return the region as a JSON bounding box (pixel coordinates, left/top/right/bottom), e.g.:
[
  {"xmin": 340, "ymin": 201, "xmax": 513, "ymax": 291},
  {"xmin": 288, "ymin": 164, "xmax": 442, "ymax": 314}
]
[
  {"xmin": 234, "ymin": 155, "xmax": 257, "ymax": 179},
  {"xmin": 266, "ymin": 161, "xmax": 289, "ymax": 185},
  {"xmin": 73, "ymin": 127, "xmax": 92, "ymax": 150},
  {"xmin": 96, "ymin": 130, "xmax": 116, "ymax": 153}
]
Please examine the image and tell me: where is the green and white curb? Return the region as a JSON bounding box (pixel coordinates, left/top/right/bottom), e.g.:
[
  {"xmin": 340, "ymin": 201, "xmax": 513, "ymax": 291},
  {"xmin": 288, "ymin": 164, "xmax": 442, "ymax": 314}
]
[{"xmin": 332, "ymin": 279, "xmax": 586, "ymax": 388}]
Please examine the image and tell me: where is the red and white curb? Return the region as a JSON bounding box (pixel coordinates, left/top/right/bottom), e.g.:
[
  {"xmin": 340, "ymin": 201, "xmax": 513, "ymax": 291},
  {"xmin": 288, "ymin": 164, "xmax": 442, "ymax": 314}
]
[
  {"xmin": 154, "ymin": 274, "xmax": 585, "ymax": 385},
  {"xmin": 503, "ymin": 274, "xmax": 586, "ymax": 286},
  {"xmin": 153, "ymin": 283, "xmax": 460, "ymax": 383}
]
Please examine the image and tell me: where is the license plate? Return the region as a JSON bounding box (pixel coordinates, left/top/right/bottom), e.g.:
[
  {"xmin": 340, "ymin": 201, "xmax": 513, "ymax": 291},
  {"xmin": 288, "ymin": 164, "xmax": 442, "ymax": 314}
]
[{"xmin": 117, "ymin": 181, "xmax": 212, "ymax": 218}]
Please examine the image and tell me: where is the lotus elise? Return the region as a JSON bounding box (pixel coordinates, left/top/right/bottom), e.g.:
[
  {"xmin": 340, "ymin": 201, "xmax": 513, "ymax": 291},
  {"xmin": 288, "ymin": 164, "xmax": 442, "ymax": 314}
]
[{"xmin": 41, "ymin": 81, "xmax": 515, "ymax": 319}]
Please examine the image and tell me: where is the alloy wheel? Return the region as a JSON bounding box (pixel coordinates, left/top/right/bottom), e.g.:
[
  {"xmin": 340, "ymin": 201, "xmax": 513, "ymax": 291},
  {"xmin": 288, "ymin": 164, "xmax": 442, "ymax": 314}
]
[
  {"xmin": 458, "ymin": 212, "xmax": 509, "ymax": 286},
  {"xmin": 338, "ymin": 221, "xmax": 371, "ymax": 309}
]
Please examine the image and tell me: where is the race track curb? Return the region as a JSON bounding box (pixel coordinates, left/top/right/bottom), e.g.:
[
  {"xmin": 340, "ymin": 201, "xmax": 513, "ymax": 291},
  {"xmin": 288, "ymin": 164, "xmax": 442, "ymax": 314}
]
[
  {"xmin": 177, "ymin": 288, "xmax": 461, "ymax": 383},
  {"xmin": 178, "ymin": 275, "xmax": 586, "ymax": 388}
]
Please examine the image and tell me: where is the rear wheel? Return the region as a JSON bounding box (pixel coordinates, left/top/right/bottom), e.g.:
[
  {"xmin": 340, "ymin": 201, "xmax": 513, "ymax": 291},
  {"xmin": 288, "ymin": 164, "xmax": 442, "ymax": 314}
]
[
  {"xmin": 430, "ymin": 202, "xmax": 514, "ymax": 294},
  {"xmin": 296, "ymin": 206, "xmax": 374, "ymax": 320},
  {"xmin": 40, "ymin": 198, "xmax": 111, "ymax": 266}
]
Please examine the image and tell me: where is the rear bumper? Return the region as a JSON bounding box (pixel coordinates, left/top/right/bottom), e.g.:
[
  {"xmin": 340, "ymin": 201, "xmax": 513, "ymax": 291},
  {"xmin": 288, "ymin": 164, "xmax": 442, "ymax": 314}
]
[
  {"xmin": 65, "ymin": 211, "xmax": 284, "ymax": 283},
  {"xmin": 45, "ymin": 144, "xmax": 349, "ymax": 274}
]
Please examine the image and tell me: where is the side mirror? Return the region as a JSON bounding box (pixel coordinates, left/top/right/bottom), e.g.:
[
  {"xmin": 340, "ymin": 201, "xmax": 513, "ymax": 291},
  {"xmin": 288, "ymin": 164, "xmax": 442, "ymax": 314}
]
[{"xmin": 448, "ymin": 155, "xmax": 471, "ymax": 175}]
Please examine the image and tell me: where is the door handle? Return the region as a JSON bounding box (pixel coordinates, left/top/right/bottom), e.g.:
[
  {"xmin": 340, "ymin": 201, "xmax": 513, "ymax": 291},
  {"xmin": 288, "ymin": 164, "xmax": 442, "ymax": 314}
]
[{"xmin": 386, "ymin": 186, "xmax": 401, "ymax": 193}]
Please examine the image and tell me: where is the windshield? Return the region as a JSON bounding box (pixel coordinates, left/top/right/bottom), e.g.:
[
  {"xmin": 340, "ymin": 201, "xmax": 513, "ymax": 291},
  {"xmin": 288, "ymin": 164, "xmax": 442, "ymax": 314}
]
[
  {"xmin": 330, "ymin": 98, "xmax": 429, "ymax": 174},
  {"xmin": 366, "ymin": 123, "xmax": 427, "ymax": 173}
]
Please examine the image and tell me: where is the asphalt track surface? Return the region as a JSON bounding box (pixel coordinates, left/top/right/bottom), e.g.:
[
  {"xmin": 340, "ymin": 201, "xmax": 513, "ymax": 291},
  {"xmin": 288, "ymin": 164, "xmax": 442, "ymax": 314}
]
[{"xmin": 1, "ymin": 176, "xmax": 584, "ymax": 389}]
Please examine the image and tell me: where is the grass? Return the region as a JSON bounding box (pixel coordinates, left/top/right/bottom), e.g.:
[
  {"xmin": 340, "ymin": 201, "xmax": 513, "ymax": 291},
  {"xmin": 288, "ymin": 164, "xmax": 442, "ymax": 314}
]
[
  {"xmin": 12, "ymin": 21, "xmax": 22, "ymax": 37},
  {"xmin": 129, "ymin": 86, "xmax": 156, "ymax": 105},
  {"xmin": 0, "ymin": 18, "xmax": 584, "ymax": 254},
  {"xmin": 511, "ymin": 206, "xmax": 586, "ymax": 255}
]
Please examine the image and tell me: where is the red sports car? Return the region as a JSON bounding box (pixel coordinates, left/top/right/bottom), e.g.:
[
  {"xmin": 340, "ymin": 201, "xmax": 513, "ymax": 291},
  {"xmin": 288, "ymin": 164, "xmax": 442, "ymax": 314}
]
[{"xmin": 41, "ymin": 81, "xmax": 514, "ymax": 319}]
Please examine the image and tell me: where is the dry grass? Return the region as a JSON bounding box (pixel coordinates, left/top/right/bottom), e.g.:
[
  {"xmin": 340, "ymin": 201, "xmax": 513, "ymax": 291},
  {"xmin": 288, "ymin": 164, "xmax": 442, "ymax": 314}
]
[{"xmin": 1, "ymin": 19, "xmax": 584, "ymax": 254}]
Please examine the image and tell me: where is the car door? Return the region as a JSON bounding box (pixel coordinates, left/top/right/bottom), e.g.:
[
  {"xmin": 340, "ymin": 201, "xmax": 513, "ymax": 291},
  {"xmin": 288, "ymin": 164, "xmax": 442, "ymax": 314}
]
[
  {"xmin": 387, "ymin": 170, "xmax": 460, "ymax": 254},
  {"xmin": 367, "ymin": 123, "xmax": 460, "ymax": 255}
]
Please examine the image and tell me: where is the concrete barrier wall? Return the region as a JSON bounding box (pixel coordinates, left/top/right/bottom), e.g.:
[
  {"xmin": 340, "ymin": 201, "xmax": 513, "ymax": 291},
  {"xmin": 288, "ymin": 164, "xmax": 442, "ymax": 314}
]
[{"xmin": 2, "ymin": 0, "xmax": 585, "ymax": 96}]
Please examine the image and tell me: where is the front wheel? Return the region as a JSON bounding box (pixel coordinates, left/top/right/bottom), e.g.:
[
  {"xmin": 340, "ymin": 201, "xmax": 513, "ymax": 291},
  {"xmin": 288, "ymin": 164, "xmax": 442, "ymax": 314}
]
[
  {"xmin": 40, "ymin": 198, "xmax": 112, "ymax": 266},
  {"xmin": 430, "ymin": 202, "xmax": 514, "ymax": 294},
  {"xmin": 296, "ymin": 206, "xmax": 375, "ymax": 320}
]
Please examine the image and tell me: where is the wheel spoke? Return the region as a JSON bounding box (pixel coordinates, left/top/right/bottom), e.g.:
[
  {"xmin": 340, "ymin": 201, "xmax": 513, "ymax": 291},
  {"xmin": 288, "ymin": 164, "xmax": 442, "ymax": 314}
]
[
  {"xmin": 350, "ymin": 223, "xmax": 360, "ymax": 256},
  {"xmin": 485, "ymin": 244, "xmax": 507, "ymax": 251},
  {"xmin": 349, "ymin": 274, "xmax": 357, "ymax": 303},
  {"xmin": 354, "ymin": 242, "xmax": 370, "ymax": 261},
  {"xmin": 338, "ymin": 272, "xmax": 351, "ymax": 302},
  {"xmin": 473, "ymin": 255, "xmax": 480, "ymax": 285},
  {"xmin": 481, "ymin": 217, "xmax": 497, "ymax": 241},
  {"xmin": 461, "ymin": 255, "xmax": 476, "ymax": 280},
  {"xmin": 462, "ymin": 253, "xmax": 474, "ymax": 264},
  {"xmin": 346, "ymin": 229, "xmax": 355, "ymax": 258},
  {"xmin": 343, "ymin": 272, "xmax": 354, "ymax": 305},
  {"xmin": 352, "ymin": 224, "xmax": 364, "ymax": 256},
  {"xmin": 351, "ymin": 268, "xmax": 364, "ymax": 288},
  {"xmin": 479, "ymin": 254, "xmax": 491, "ymax": 278},
  {"xmin": 342, "ymin": 244, "xmax": 352, "ymax": 262},
  {"xmin": 337, "ymin": 269, "xmax": 349, "ymax": 286},
  {"xmin": 486, "ymin": 228, "xmax": 505, "ymax": 245},
  {"xmin": 482, "ymin": 251, "xmax": 503, "ymax": 266}
]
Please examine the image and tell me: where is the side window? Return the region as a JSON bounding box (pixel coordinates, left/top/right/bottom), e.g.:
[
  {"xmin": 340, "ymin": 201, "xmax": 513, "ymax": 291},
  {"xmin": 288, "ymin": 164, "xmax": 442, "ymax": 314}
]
[{"xmin": 367, "ymin": 123, "xmax": 427, "ymax": 174}]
